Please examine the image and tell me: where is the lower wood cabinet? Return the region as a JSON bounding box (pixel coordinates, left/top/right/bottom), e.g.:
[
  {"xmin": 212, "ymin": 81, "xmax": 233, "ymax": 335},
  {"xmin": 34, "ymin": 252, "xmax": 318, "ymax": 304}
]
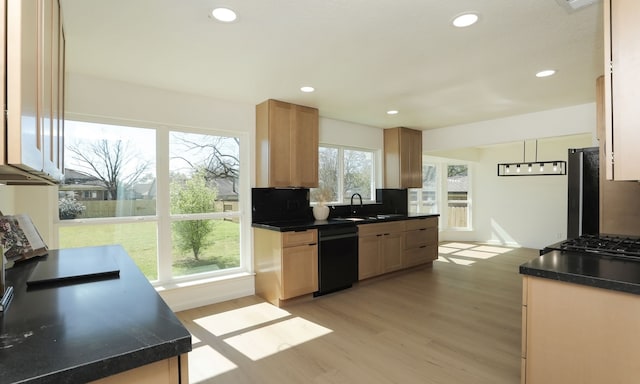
[
  {"xmin": 521, "ymin": 276, "xmax": 640, "ymax": 384},
  {"xmin": 89, "ymin": 355, "xmax": 188, "ymax": 384},
  {"xmin": 358, "ymin": 217, "xmax": 439, "ymax": 281},
  {"xmin": 254, "ymin": 228, "xmax": 318, "ymax": 306},
  {"xmin": 357, "ymin": 221, "xmax": 405, "ymax": 280},
  {"xmin": 403, "ymin": 217, "xmax": 438, "ymax": 267}
]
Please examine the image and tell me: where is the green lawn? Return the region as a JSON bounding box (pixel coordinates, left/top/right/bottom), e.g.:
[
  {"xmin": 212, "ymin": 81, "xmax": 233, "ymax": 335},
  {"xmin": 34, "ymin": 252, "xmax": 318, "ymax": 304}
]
[{"xmin": 59, "ymin": 220, "xmax": 240, "ymax": 280}]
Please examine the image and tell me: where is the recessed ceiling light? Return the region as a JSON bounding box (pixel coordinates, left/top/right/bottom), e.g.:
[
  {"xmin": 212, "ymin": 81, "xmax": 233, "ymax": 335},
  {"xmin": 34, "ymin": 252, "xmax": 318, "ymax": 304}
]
[
  {"xmin": 536, "ymin": 69, "xmax": 556, "ymax": 78},
  {"xmin": 300, "ymin": 86, "xmax": 315, "ymax": 93},
  {"xmin": 210, "ymin": 7, "xmax": 237, "ymax": 22},
  {"xmin": 452, "ymin": 13, "xmax": 479, "ymax": 28},
  {"xmin": 387, "ymin": 110, "xmax": 399, "ymax": 115}
]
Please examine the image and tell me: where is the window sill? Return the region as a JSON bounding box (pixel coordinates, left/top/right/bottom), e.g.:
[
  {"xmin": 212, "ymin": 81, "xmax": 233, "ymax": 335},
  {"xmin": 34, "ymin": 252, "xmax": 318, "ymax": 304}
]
[{"xmin": 154, "ymin": 271, "xmax": 254, "ymax": 292}]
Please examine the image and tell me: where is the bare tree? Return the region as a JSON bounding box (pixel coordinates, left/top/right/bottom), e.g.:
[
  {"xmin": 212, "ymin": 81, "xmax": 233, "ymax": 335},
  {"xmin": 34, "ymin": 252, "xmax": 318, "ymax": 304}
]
[
  {"xmin": 67, "ymin": 139, "xmax": 151, "ymax": 200},
  {"xmin": 171, "ymin": 135, "xmax": 239, "ymax": 191}
]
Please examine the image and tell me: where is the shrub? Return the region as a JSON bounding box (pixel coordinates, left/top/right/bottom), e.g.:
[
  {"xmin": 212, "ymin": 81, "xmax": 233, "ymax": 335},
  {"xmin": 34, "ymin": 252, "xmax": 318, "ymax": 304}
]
[{"xmin": 58, "ymin": 197, "xmax": 86, "ymax": 220}]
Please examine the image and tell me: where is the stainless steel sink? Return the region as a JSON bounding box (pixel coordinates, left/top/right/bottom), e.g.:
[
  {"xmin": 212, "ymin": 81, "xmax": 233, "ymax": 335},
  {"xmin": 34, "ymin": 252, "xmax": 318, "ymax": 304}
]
[{"xmin": 331, "ymin": 217, "xmax": 367, "ymax": 222}]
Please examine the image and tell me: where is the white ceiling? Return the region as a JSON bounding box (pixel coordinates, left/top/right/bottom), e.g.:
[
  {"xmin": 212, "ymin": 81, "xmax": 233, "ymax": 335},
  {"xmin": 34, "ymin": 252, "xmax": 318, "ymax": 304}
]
[{"xmin": 59, "ymin": 0, "xmax": 604, "ymax": 130}]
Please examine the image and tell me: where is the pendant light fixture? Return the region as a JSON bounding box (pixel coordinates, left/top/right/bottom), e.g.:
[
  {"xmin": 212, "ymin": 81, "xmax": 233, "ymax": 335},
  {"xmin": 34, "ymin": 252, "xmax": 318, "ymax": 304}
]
[{"xmin": 497, "ymin": 140, "xmax": 566, "ymax": 176}]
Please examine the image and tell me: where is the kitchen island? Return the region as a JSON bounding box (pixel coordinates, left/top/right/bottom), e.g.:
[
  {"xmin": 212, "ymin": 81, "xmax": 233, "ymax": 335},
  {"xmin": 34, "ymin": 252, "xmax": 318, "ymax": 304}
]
[
  {"xmin": 519, "ymin": 250, "xmax": 640, "ymax": 384},
  {"xmin": 0, "ymin": 245, "xmax": 191, "ymax": 384}
]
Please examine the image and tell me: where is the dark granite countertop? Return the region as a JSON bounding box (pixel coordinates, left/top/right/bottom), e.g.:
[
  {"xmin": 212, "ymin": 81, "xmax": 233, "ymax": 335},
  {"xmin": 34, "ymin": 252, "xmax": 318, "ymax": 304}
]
[
  {"xmin": 0, "ymin": 245, "xmax": 192, "ymax": 384},
  {"xmin": 252, "ymin": 213, "xmax": 440, "ymax": 232},
  {"xmin": 519, "ymin": 249, "xmax": 640, "ymax": 295}
]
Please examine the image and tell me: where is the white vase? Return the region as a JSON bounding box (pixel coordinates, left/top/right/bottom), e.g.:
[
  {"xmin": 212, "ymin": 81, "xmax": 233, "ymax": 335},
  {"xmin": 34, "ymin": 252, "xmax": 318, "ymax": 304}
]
[{"xmin": 313, "ymin": 205, "xmax": 330, "ymax": 220}]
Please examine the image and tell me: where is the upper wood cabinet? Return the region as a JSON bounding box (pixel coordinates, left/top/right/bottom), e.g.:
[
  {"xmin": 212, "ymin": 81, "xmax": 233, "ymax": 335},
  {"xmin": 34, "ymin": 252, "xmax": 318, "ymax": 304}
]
[
  {"xmin": 2, "ymin": 0, "xmax": 65, "ymax": 184},
  {"xmin": 384, "ymin": 127, "xmax": 422, "ymax": 188},
  {"xmin": 256, "ymin": 99, "xmax": 319, "ymax": 188},
  {"xmin": 603, "ymin": 0, "xmax": 640, "ymax": 180}
]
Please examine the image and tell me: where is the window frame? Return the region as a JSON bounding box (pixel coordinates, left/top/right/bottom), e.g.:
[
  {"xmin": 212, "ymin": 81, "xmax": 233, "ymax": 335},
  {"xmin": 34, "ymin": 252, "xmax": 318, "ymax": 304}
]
[
  {"xmin": 55, "ymin": 116, "xmax": 251, "ymax": 285},
  {"xmin": 312, "ymin": 144, "xmax": 377, "ymax": 205},
  {"xmin": 444, "ymin": 163, "xmax": 472, "ymax": 231}
]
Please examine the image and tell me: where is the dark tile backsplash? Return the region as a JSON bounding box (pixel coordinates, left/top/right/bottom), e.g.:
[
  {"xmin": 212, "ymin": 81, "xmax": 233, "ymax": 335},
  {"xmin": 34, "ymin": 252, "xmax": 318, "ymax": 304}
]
[
  {"xmin": 376, "ymin": 188, "xmax": 408, "ymax": 215},
  {"xmin": 252, "ymin": 188, "xmax": 312, "ymax": 222},
  {"xmin": 251, "ymin": 188, "xmax": 409, "ymax": 222}
]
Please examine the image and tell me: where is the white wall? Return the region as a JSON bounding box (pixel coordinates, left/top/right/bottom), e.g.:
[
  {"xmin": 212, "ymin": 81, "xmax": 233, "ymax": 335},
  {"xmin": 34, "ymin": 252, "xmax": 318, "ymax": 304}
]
[{"xmin": 423, "ymin": 104, "xmax": 597, "ymax": 249}]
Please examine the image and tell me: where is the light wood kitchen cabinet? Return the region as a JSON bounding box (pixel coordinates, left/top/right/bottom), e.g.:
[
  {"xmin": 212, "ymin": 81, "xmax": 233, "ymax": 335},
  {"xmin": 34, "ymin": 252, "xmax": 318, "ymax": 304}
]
[
  {"xmin": 254, "ymin": 228, "xmax": 318, "ymax": 306},
  {"xmin": 596, "ymin": 75, "xmax": 640, "ymax": 236},
  {"xmin": 403, "ymin": 217, "xmax": 438, "ymax": 267},
  {"xmin": 521, "ymin": 276, "xmax": 640, "ymax": 384},
  {"xmin": 89, "ymin": 355, "xmax": 188, "ymax": 384},
  {"xmin": 256, "ymin": 99, "xmax": 319, "ymax": 188},
  {"xmin": 357, "ymin": 221, "xmax": 405, "ymax": 280},
  {"xmin": 383, "ymin": 127, "xmax": 422, "ymax": 188},
  {"xmin": 603, "ymin": 0, "xmax": 640, "ymax": 180},
  {"xmin": 2, "ymin": 0, "xmax": 65, "ymax": 184}
]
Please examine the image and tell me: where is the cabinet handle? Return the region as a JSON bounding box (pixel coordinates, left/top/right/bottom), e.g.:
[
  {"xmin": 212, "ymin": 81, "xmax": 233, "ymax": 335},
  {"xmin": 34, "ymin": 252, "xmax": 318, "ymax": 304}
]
[
  {"xmin": 376, "ymin": 234, "xmax": 383, "ymax": 237},
  {"xmin": 419, "ymin": 245, "xmax": 427, "ymax": 249},
  {"xmin": 419, "ymin": 228, "xmax": 427, "ymax": 231}
]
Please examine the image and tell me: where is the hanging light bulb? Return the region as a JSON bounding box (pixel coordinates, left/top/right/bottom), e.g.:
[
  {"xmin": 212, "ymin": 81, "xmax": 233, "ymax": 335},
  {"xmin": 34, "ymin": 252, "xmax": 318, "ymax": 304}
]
[
  {"xmin": 516, "ymin": 164, "xmax": 521, "ymax": 173},
  {"xmin": 539, "ymin": 162, "xmax": 544, "ymax": 172},
  {"xmin": 553, "ymin": 162, "xmax": 558, "ymax": 172},
  {"xmin": 528, "ymin": 163, "xmax": 532, "ymax": 173},
  {"xmin": 506, "ymin": 165, "xmax": 510, "ymax": 173}
]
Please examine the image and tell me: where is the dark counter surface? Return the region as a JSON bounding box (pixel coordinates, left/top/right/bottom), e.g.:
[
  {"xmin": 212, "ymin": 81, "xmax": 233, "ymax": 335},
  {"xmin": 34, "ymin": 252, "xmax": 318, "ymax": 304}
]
[
  {"xmin": 0, "ymin": 245, "xmax": 192, "ymax": 384},
  {"xmin": 252, "ymin": 213, "xmax": 440, "ymax": 232},
  {"xmin": 519, "ymin": 249, "xmax": 640, "ymax": 295}
]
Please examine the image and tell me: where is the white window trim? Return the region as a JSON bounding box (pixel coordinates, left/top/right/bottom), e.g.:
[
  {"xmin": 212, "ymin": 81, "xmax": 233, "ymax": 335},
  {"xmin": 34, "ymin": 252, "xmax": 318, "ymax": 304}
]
[
  {"xmin": 313, "ymin": 144, "xmax": 377, "ymax": 205},
  {"xmin": 55, "ymin": 115, "xmax": 252, "ymax": 286}
]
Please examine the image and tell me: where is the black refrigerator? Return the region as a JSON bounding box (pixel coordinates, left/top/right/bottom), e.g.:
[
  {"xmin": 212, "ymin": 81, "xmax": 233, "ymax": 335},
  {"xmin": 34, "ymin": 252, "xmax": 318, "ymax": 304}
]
[{"xmin": 567, "ymin": 147, "xmax": 599, "ymax": 239}]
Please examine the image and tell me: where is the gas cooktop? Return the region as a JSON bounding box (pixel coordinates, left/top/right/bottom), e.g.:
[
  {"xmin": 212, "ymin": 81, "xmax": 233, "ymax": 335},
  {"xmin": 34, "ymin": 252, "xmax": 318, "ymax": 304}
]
[{"xmin": 543, "ymin": 234, "xmax": 640, "ymax": 261}]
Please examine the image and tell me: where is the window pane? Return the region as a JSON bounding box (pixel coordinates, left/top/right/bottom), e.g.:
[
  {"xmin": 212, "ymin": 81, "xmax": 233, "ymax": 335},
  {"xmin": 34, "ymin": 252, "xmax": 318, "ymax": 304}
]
[
  {"xmin": 422, "ymin": 163, "xmax": 438, "ymax": 214},
  {"xmin": 59, "ymin": 222, "xmax": 158, "ymax": 280},
  {"xmin": 169, "ymin": 131, "xmax": 241, "ymax": 278},
  {"xmin": 170, "ymin": 132, "xmax": 240, "ymax": 214},
  {"xmin": 447, "ymin": 165, "xmax": 469, "ymax": 228},
  {"xmin": 311, "ymin": 147, "xmax": 339, "ymax": 203},
  {"xmin": 59, "ymin": 121, "xmax": 156, "ymax": 219},
  {"xmin": 172, "ymin": 219, "xmax": 240, "ymax": 277},
  {"xmin": 343, "ymin": 149, "xmax": 373, "ymax": 201}
]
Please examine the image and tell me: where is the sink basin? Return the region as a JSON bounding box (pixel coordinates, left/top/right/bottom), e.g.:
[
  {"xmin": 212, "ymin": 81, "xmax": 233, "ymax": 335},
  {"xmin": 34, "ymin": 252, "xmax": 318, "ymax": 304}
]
[
  {"xmin": 331, "ymin": 217, "xmax": 367, "ymax": 222},
  {"xmin": 330, "ymin": 214, "xmax": 406, "ymax": 222}
]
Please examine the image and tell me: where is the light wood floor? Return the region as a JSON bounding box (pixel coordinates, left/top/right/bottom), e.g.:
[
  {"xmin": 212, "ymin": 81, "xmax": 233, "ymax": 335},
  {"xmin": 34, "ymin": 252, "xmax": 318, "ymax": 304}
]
[{"xmin": 177, "ymin": 242, "xmax": 538, "ymax": 384}]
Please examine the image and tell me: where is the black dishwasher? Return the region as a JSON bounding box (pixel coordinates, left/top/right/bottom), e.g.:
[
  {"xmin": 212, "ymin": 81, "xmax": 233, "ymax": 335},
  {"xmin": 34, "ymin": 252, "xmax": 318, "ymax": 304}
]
[{"xmin": 315, "ymin": 225, "xmax": 358, "ymax": 296}]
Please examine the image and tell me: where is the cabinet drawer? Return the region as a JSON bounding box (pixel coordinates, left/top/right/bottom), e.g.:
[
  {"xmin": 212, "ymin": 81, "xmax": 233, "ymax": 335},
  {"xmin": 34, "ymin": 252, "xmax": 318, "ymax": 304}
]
[
  {"xmin": 405, "ymin": 227, "xmax": 437, "ymax": 249},
  {"xmin": 282, "ymin": 229, "xmax": 317, "ymax": 247},
  {"xmin": 358, "ymin": 221, "xmax": 405, "ymax": 237},
  {"xmin": 405, "ymin": 217, "xmax": 437, "ymax": 231}
]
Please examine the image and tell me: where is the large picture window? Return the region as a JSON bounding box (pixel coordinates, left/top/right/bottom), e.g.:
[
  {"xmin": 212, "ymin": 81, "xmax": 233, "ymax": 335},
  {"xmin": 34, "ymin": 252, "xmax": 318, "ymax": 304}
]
[
  {"xmin": 57, "ymin": 121, "xmax": 243, "ymax": 283},
  {"xmin": 311, "ymin": 145, "xmax": 374, "ymax": 204}
]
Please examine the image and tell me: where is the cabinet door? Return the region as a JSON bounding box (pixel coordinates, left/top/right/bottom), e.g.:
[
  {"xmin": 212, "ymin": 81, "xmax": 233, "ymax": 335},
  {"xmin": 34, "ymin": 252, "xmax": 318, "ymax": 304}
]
[
  {"xmin": 382, "ymin": 232, "xmax": 403, "ymax": 273},
  {"xmin": 281, "ymin": 243, "xmax": 318, "ymax": 299},
  {"xmin": 605, "ymin": 0, "xmax": 640, "ymax": 180},
  {"xmin": 409, "ymin": 129, "xmax": 422, "ymax": 187},
  {"xmin": 358, "ymin": 234, "xmax": 381, "ymax": 280},
  {"xmin": 291, "ymin": 105, "xmax": 319, "ymax": 187},
  {"xmin": 268, "ymin": 100, "xmax": 294, "ymax": 187},
  {"xmin": 6, "ymin": 0, "xmax": 44, "ymax": 172}
]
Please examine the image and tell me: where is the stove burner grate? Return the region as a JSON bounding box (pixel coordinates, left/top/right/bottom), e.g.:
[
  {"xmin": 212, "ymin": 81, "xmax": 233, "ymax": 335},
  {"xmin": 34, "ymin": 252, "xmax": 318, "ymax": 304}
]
[{"xmin": 552, "ymin": 234, "xmax": 640, "ymax": 260}]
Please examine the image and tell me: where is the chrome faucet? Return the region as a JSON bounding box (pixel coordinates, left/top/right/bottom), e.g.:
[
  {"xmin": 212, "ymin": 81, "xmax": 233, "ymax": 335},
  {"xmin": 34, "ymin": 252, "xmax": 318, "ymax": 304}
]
[{"xmin": 350, "ymin": 193, "xmax": 362, "ymax": 215}]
